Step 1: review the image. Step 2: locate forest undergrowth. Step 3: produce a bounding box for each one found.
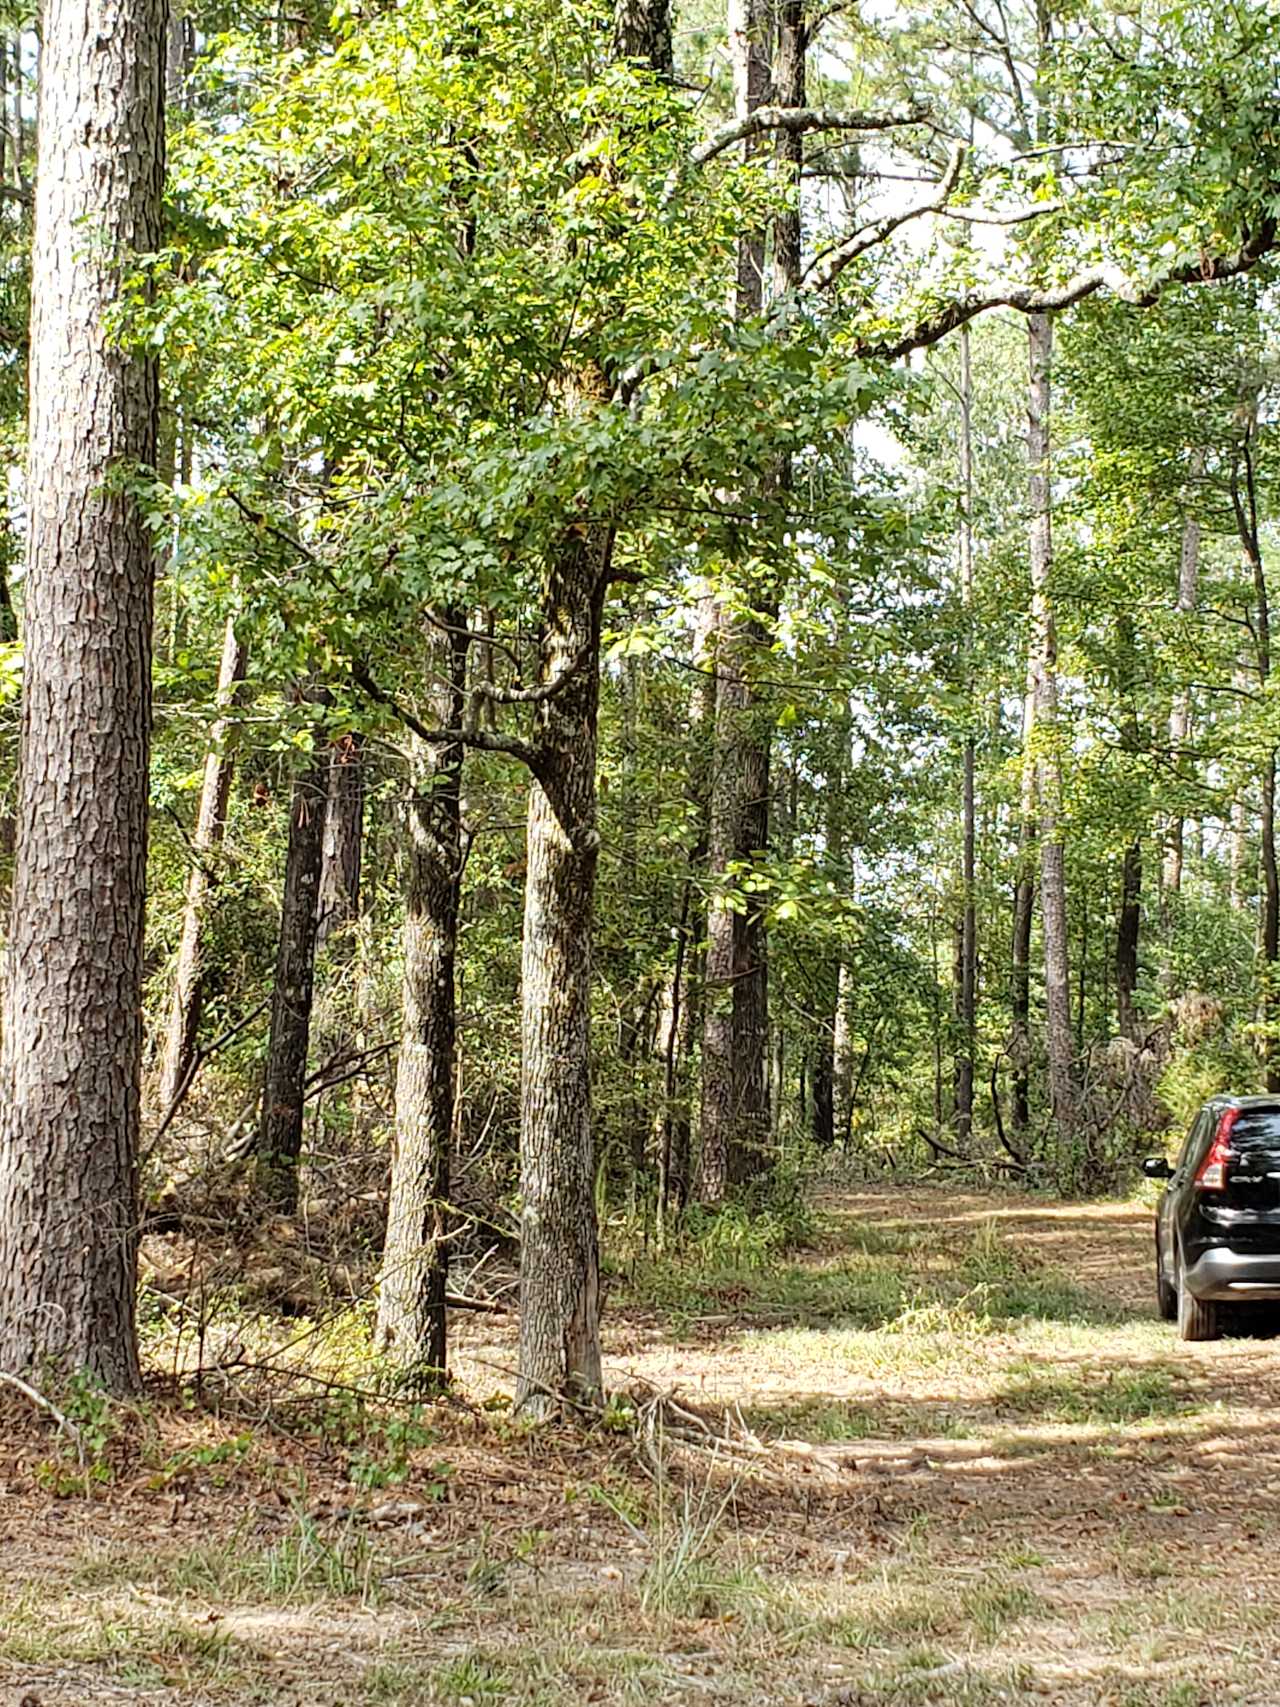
[3,1182,1279,1707]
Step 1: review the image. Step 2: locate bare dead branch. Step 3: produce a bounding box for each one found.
[348,660,540,770]
[802,141,966,292]
[688,101,929,171]
[468,642,593,705]
[0,1370,84,1464]
[938,198,1063,227]
[859,219,1277,359]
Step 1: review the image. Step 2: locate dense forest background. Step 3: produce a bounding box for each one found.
[2,0,1280,1409]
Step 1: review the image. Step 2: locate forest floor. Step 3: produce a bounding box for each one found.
[4,1183,1280,1707]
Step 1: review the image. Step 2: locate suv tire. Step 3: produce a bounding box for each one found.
[1177,1246,1220,1341]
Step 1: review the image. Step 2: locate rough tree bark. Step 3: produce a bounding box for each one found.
[258,700,329,1209]
[512,0,673,1417]
[1026,310,1076,1138]
[1162,452,1204,905]
[697,0,773,1201]
[376,625,468,1381]
[832,961,856,1147]
[166,0,194,111]
[1232,426,1279,1090]
[1011,678,1036,1134]
[0,0,164,1391]
[954,323,977,1140]
[158,616,248,1111]
[316,731,364,952]
[516,526,611,1417]
[1116,842,1142,1040]
[660,596,716,1219]
[811,762,846,1152]
[612,0,672,72]
[616,655,649,1192]
[698,597,772,1196]
[810,1028,835,1149]
[1115,611,1143,1041]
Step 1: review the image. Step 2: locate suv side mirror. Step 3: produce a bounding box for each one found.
[1143,1157,1173,1180]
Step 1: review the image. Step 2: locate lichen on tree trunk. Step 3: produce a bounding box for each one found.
[376,624,468,1383]
[515,526,610,1418]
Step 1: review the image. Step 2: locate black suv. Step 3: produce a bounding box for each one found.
[1145,1096,1280,1340]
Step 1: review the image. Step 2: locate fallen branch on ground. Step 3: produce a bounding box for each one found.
[0,1369,85,1466]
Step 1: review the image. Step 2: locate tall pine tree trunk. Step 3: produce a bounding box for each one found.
[812,765,845,1151]
[0,0,164,1391]
[158,616,248,1110]
[1116,612,1143,1041]
[832,962,856,1147]
[664,598,715,1214]
[376,626,468,1381]
[1233,431,1279,1090]
[1116,842,1142,1040]
[1163,454,1204,905]
[258,701,329,1209]
[697,0,772,1200]
[1027,311,1075,1139]
[1232,785,1250,909]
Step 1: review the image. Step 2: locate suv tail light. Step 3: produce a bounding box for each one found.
[1195,1108,1241,1191]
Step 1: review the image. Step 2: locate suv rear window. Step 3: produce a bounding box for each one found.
[1232,1110,1280,1154]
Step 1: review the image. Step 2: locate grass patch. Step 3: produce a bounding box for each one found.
[832,1644,1033,1705]
[996,1362,1191,1425]
[434,1655,512,1702]
[960,1576,1041,1639]
[623,1217,1127,1339]
[830,1583,956,1649]
[826,1567,1040,1654]
[0,1590,246,1690]
[743,1397,886,1441]
[74,1503,386,1606]
[743,1395,976,1442]
[1110,1540,1174,1583]
[362,1658,438,1702]
[591,1459,784,1632]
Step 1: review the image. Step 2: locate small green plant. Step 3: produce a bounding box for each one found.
[149,1431,254,1490]
[511,1527,551,1566]
[258,1505,379,1602]
[434,1655,510,1702]
[674,1172,817,1270]
[346,1409,443,1490]
[599,1395,638,1433]
[35,1369,124,1495]
[465,1526,507,1596]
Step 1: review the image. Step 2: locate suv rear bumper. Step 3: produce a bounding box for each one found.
[1184,1248,1280,1301]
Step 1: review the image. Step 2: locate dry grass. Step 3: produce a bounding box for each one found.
[4,1184,1280,1704]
